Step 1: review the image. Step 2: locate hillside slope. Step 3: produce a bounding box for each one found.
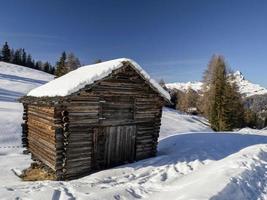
[0,62,54,149]
[0,61,53,102]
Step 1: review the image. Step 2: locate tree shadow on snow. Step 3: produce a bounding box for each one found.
[0,73,47,85]
[0,88,24,102]
[118,132,267,169]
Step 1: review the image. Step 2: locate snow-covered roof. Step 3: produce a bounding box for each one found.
[27,58,171,101]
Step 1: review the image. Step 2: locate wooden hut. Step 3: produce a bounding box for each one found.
[20,58,170,180]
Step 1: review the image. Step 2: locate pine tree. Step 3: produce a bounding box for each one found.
[43,62,54,74]
[264,117,267,128]
[94,59,102,64]
[55,52,67,77]
[0,41,54,74]
[13,49,21,65]
[49,66,55,75]
[244,109,257,128]
[43,62,50,73]
[209,59,227,131]
[26,54,34,68]
[178,88,199,113]
[65,52,81,72]
[1,42,11,62]
[201,55,245,131]
[224,81,245,129]
[21,49,27,66]
[32,59,36,69]
[35,61,43,70]
[10,49,15,63]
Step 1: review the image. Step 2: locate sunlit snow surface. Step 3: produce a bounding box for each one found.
[1,62,267,200]
[27,58,170,101]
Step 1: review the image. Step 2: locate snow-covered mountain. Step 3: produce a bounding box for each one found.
[166,81,203,93]
[232,71,267,97]
[166,71,267,97]
[1,62,267,199]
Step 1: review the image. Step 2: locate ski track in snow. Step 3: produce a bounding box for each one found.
[1,62,267,199]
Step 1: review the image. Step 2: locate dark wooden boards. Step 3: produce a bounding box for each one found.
[21,63,165,180]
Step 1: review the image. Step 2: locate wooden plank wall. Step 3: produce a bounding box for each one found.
[60,97,100,180]
[26,105,58,170]
[135,98,162,160]
[21,104,28,148]
[103,125,136,167]
[74,65,163,163]
[24,64,164,180]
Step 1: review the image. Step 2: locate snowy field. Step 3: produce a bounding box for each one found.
[1,62,267,200]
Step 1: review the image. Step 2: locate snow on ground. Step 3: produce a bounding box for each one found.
[1,63,267,200]
[238,127,267,135]
[160,107,212,139]
[2,123,267,200]
[0,62,53,154]
[0,61,53,101]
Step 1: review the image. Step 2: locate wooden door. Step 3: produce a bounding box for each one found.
[93,125,136,168]
[104,125,136,167]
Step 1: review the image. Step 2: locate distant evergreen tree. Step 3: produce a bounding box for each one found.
[244,109,257,128]
[264,117,267,128]
[34,61,39,70]
[55,52,67,77]
[26,54,34,68]
[165,89,179,109]
[0,41,56,76]
[32,59,36,69]
[49,66,55,75]
[178,88,199,113]
[1,42,11,62]
[35,60,43,70]
[66,52,81,71]
[202,55,245,131]
[13,49,21,65]
[10,49,15,63]
[21,49,27,66]
[222,81,245,130]
[43,62,50,73]
[94,59,102,64]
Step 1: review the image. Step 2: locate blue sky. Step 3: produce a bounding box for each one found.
[0,0,267,87]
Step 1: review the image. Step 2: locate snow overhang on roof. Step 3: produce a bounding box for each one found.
[27,58,171,101]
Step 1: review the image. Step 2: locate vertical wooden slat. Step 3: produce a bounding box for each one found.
[101,125,136,167]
